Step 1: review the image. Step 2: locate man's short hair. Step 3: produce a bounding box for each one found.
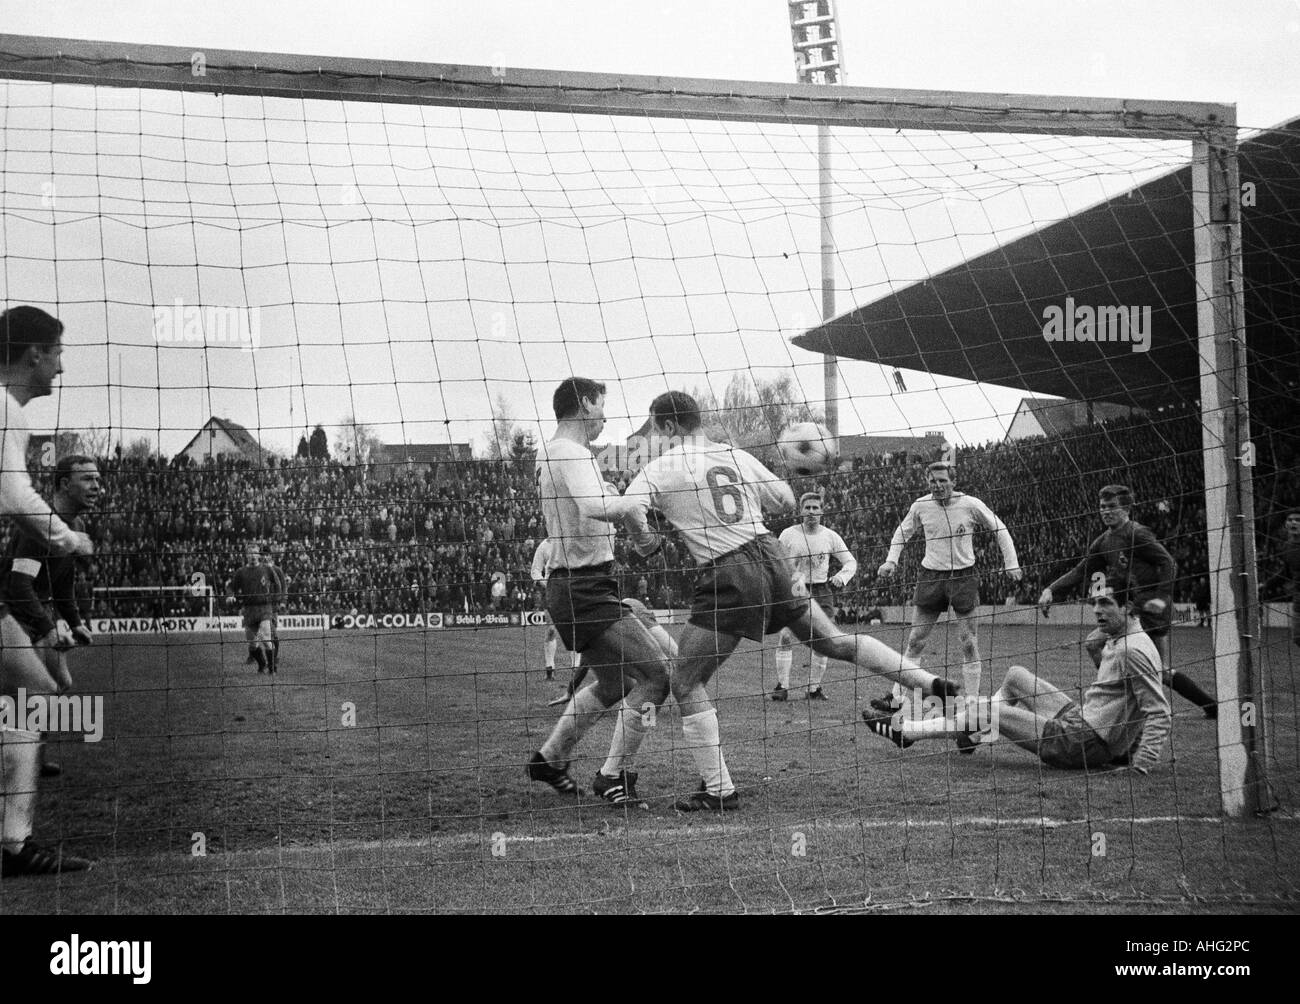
[53,453,97,491]
[926,461,953,476]
[0,306,63,367]
[552,377,606,420]
[649,390,702,432]
[1286,509,1300,521]
[799,491,823,508]
[1099,484,1134,508]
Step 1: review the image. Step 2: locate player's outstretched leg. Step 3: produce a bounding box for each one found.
[772,628,794,701]
[671,625,742,811]
[793,604,955,698]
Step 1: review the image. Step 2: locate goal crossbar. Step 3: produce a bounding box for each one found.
[0,33,1233,138]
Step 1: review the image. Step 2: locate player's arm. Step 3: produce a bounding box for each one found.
[828,529,858,588]
[1123,647,1173,774]
[529,540,550,584]
[1131,525,1176,595]
[879,502,920,576]
[7,557,57,640]
[1039,540,1104,611]
[620,468,661,558]
[0,431,88,555]
[46,547,84,630]
[565,454,642,525]
[973,499,1022,581]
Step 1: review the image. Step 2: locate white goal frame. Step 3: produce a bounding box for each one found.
[0,33,1264,816]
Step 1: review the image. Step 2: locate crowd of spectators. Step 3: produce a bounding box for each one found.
[3,400,1293,622]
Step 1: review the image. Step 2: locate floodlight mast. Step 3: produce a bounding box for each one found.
[789,0,843,437]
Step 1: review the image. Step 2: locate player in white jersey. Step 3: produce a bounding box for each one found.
[773,492,858,701]
[526,378,672,808]
[877,461,1021,704]
[623,391,957,812]
[0,306,95,876]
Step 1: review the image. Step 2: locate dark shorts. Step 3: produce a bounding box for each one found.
[1292,599,1300,644]
[808,582,835,614]
[546,563,624,653]
[1038,702,1114,770]
[913,567,980,615]
[1136,592,1173,639]
[689,536,803,643]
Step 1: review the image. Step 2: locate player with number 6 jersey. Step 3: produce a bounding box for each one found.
[623,391,955,812]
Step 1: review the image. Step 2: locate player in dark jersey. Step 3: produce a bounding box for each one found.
[263,547,287,669]
[227,544,278,674]
[1261,509,1300,648]
[1038,484,1217,718]
[0,454,100,777]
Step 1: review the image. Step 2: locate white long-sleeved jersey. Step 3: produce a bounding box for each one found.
[534,436,640,569]
[623,440,792,564]
[2,389,79,553]
[885,492,1019,573]
[778,523,856,586]
[530,538,558,583]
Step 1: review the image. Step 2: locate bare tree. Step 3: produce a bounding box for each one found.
[123,436,158,460]
[486,392,533,461]
[693,373,824,452]
[333,414,385,466]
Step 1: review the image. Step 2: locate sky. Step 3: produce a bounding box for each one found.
[0,0,1296,457]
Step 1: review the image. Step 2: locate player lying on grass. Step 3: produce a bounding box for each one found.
[526,378,672,808]
[1,454,100,779]
[622,390,958,812]
[0,306,96,877]
[1038,484,1216,718]
[863,579,1172,773]
[773,492,857,701]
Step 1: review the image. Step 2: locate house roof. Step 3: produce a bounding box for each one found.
[176,416,270,462]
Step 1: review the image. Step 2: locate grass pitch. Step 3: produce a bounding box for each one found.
[3,619,1297,914]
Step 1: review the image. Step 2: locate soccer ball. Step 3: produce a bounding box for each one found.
[777,422,839,476]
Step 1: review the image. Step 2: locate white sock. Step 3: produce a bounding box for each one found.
[544,638,557,669]
[572,652,582,669]
[601,700,651,776]
[961,661,982,699]
[680,708,734,797]
[809,652,829,689]
[539,686,610,764]
[775,648,792,689]
[0,728,40,852]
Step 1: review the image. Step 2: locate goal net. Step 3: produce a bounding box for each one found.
[0,35,1295,914]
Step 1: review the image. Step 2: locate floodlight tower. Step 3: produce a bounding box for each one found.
[788,0,843,436]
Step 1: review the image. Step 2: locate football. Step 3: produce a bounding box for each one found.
[777,422,839,476]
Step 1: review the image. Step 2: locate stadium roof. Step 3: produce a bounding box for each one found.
[792,118,1300,408]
